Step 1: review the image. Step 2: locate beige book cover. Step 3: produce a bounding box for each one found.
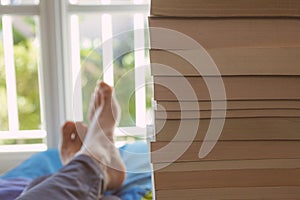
[151,0,300,17]
[155,109,300,119]
[156,100,300,111]
[155,117,300,141]
[150,141,300,163]
[154,159,300,172]
[154,168,300,190]
[149,18,300,50]
[150,48,300,76]
[155,187,300,200]
[154,76,300,101]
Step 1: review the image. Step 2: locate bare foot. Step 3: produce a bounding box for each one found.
[59,121,88,165]
[88,82,120,136]
[79,81,126,190]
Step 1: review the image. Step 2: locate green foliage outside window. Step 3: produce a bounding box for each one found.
[0,16,152,145]
[0,18,41,132]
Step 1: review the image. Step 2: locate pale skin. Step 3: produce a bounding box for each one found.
[59,81,126,191]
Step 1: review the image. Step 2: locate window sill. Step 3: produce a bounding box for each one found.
[0,151,39,176]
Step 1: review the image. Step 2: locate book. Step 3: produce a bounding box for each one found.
[151,0,300,17]
[155,186,300,200]
[155,100,300,111]
[154,117,300,141]
[150,3,300,198]
[149,18,300,50]
[154,76,300,101]
[154,159,300,172]
[150,141,300,163]
[150,48,300,76]
[155,109,300,119]
[154,168,300,190]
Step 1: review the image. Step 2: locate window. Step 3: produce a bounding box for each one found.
[0,0,45,152]
[0,0,151,152]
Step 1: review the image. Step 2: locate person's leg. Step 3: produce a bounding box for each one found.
[80,81,126,190]
[17,154,105,200]
[17,81,125,200]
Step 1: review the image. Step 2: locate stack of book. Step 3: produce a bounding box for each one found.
[149,0,300,199]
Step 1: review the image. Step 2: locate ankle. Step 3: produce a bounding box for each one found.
[77,149,110,189]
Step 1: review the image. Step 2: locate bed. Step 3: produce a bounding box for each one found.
[0,141,152,200]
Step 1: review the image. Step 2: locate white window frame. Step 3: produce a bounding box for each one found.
[0,0,61,172]
[0,2,51,153]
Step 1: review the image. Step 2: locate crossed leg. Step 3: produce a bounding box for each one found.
[60,81,126,190]
[17,81,126,200]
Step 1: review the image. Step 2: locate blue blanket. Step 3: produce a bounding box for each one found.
[0,141,152,200]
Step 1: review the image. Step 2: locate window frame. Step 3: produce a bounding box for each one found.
[0,2,50,150]
[0,0,151,156]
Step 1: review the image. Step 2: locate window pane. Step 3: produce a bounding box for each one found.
[71,12,151,127]
[71,14,102,123]
[112,14,136,127]
[0,0,39,5]
[0,15,42,131]
[13,16,41,130]
[0,17,9,131]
